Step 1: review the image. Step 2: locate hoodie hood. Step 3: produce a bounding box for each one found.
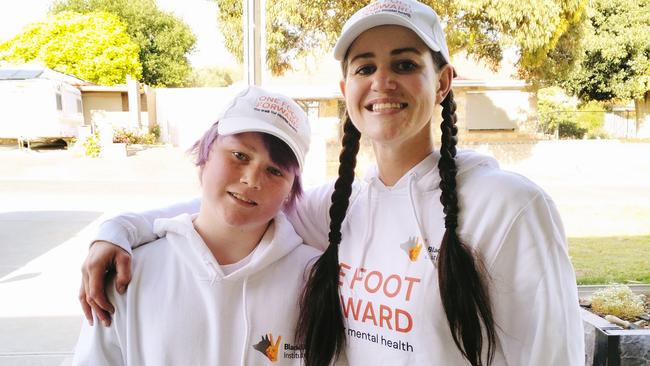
[153,212,303,282]
[363,149,499,191]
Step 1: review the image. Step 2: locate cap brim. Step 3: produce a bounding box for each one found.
[333,13,442,61]
[218,117,304,169]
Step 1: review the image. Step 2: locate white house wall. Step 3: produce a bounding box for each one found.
[464,90,534,131]
[154,87,238,148]
[82,93,124,123]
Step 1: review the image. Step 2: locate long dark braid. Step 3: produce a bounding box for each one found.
[296,115,361,366]
[438,90,496,366]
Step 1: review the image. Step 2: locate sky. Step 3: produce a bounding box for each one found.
[0,0,236,67]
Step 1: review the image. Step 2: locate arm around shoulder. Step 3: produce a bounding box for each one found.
[93,197,201,253]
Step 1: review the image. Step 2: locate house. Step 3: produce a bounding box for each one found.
[78,77,153,133]
[0,67,87,147]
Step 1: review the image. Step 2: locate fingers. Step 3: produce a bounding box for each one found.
[113,251,132,294]
[79,241,133,327]
[78,282,93,326]
[88,298,113,327]
[81,258,113,327]
[87,263,115,315]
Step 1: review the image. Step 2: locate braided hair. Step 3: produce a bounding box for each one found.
[438,88,496,366]
[296,51,496,366]
[296,115,360,366]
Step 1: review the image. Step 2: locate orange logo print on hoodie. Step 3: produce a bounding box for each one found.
[399,236,422,262]
[253,333,282,362]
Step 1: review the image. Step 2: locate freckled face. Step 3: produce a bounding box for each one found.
[199,132,295,231]
[341,25,440,149]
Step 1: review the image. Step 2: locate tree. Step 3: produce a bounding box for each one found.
[564,0,650,102]
[0,11,141,85]
[51,0,197,87]
[214,0,587,78]
[186,66,242,87]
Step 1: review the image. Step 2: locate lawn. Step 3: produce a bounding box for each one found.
[568,235,650,285]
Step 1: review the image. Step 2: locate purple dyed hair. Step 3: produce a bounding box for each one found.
[190,122,303,211]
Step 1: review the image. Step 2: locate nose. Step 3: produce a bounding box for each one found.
[240,166,262,189]
[371,67,396,91]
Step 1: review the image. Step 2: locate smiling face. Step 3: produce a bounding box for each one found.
[199,132,295,231]
[340,25,448,150]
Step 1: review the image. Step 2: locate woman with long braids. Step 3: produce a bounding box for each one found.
[77,1,584,365]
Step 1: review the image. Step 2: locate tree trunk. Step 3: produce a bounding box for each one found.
[634,91,650,138]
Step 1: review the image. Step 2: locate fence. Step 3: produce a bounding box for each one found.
[536,109,637,139]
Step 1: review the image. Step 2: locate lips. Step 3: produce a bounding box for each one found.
[228,191,257,205]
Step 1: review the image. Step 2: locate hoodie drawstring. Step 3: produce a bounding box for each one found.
[239,277,249,366]
[360,177,376,246]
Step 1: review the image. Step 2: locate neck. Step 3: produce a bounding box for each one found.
[372,130,434,186]
[193,210,269,265]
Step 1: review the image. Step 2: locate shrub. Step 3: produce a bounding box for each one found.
[82,131,101,157]
[537,88,607,139]
[113,126,159,145]
[558,121,588,139]
[590,285,645,319]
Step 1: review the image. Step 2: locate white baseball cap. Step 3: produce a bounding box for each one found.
[217,86,311,169]
[333,0,451,65]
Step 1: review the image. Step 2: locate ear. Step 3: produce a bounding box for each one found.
[435,65,454,104]
[339,79,346,97]
[197,166,204,185]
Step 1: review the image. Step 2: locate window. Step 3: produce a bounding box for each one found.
[465,91,520,131]
[56,93,63,111]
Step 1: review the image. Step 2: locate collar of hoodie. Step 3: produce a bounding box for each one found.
[153,212,301,283]
[357,150,499,258]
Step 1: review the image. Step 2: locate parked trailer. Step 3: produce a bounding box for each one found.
[0,69,85,147]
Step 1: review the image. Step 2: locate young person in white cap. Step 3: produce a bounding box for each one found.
[72,86,319,365]
[78,1,584,365]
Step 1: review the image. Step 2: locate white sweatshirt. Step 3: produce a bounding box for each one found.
[93,150,584,366]
[74,212,320,366]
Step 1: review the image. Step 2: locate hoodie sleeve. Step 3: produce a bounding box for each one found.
[92,198,201,254]
[286,182,335,251]
[488,192,584,366]
[71,315,124,366]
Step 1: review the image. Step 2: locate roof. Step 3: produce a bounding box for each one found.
[79,85,130,93]
[0,69,44,80]
[0,66,90,86]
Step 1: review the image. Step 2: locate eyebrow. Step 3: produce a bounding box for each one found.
[224,136,258,152]
[349,47,423,64]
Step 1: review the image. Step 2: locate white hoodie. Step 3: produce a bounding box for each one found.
[74,212,320,366]
[93,150,584,366]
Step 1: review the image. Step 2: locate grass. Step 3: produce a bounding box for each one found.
[568,235,650,285]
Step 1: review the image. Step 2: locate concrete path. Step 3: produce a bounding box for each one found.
[0,145,199,366]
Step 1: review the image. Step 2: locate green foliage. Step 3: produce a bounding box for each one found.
[82,131,101,157]
[537,87,585,139]
[537,87,612,139]
[51,0,197,87]
[113,127,159,145]
[186,66,242,87]
[565,0,650,101]
[214,0,586,78]
[0,11,141,85]
[590,285,645,319]
[576,100,607,134]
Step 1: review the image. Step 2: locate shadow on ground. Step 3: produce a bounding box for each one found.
[0,211,101,278]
